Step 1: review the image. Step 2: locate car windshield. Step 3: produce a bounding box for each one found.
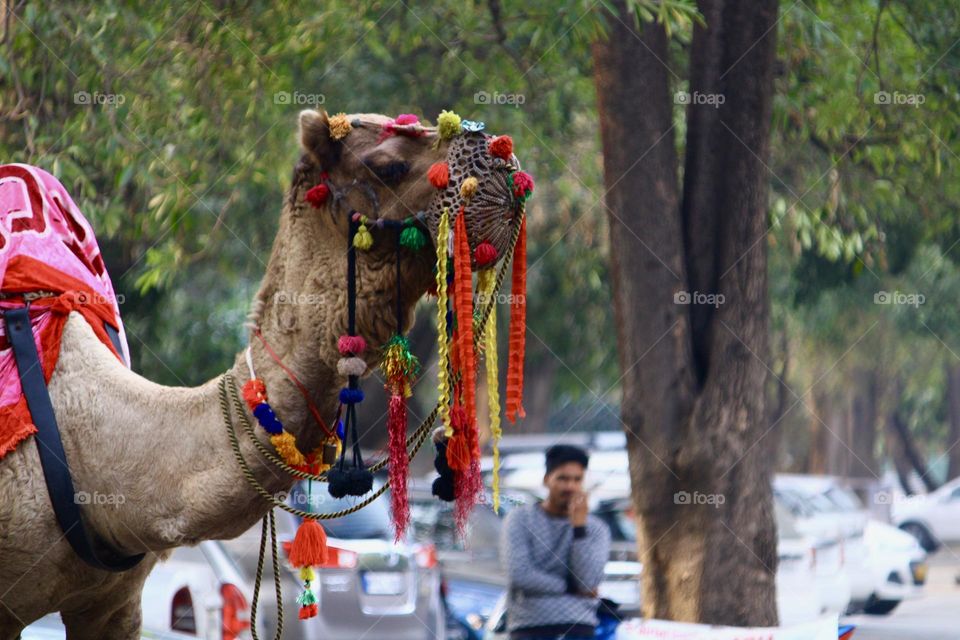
[294,480,392,540]
[824,487,863,511]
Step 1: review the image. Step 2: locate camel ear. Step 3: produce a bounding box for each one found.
[299,109,339,167]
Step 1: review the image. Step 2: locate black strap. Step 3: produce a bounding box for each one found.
[3,306,144,572]
[102,321,127,367]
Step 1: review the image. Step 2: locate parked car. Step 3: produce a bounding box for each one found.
[892,475,960,551]
[594,497,821,625]
[21,613,197,639]
[860,519,927,614]
[216,479,444,640]
[142,542,255,639]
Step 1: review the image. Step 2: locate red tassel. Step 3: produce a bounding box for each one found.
[446,433,470,471]
[505,217,527,423]
[305,183,330,208]
[453,211,476,432]
[427,162,449,189]
[299,603,319,619]
[241,379,267,412]
[288,519,328,567]
[387,394,410,541]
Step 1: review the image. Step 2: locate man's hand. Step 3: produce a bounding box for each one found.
[569,491,588,527]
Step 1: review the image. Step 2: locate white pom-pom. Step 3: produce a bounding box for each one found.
[337,356,367,377]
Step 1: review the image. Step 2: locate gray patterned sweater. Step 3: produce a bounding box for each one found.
[500,502,611,635]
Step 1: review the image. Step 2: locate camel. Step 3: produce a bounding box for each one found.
[0,110,448,638]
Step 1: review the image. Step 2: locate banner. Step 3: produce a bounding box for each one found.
[616,615,840,640]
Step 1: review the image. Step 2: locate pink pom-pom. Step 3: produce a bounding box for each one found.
[338,334,367,356]
[511,171,534,198]
[395,114,420,125]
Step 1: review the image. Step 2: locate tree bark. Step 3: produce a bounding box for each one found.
[945,363,960,481]
[592,0,779,625]
[848,368,879,478]
[887,378,939,492]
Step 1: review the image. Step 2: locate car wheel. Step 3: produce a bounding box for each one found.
[863,598,901,615]
[900,521,940,552]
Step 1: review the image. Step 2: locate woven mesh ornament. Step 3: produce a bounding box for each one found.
[425,131,523,268]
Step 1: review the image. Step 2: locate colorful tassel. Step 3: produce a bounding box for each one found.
[474,240,497,267]
[338,334,367,356]
[452,210,477,434]
[289,518,328,567]
[437,110,462,140]
[488,135,514,159]
[271,432,306,466]
[337,356,367,377]
[400,224,428,250]
[305,183,330,208]
[505,217,527,423]
[428,162,449,189]
[242,379,267,411]
[353,221,373,250]
[328,112,353,140]
[435,208,453,436]
[460,176,479,200]
[510,171,535,200]
[387,394,410,541]
[478,269,503,512]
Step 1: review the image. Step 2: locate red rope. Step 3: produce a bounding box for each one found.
[254,329,334,439]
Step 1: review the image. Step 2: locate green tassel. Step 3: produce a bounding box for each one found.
[297,586,318,606]
[400,225,428,250]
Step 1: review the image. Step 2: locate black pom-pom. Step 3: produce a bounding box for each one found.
[434,441,452,475]
[432,476,456,502]
[327,468,350,498]
[345,467,374,496]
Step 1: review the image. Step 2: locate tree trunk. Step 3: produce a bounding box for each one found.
[848,368,879,478]
[592,0,779,625]
[889,408,939,493]
[945,363,960,481]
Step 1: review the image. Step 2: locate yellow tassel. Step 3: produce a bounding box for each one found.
[460,176,479,200]
[300,566,316,581]
[478,269,502,512]
[328,112,353,140]
[354,222,373,250]
[436,207,453,436]
[271,432,306,466]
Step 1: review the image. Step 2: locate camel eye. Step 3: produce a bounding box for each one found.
[366,160,410,185]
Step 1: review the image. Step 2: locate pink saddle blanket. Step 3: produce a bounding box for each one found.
[0,163,129,458]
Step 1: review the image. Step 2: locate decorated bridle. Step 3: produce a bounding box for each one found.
[218,109,533,631]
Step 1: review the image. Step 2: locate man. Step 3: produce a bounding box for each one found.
[501,444,612,639]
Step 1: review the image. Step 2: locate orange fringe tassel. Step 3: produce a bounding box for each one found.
[505,217,527,423]
[452,211,477,434]
[288,519,328,567]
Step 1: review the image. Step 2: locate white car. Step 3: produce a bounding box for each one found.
[860,519,927,614]
[892,475,960,551]
[773,485,853,616]
[142,541,256,639]
[774,502,822,626]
